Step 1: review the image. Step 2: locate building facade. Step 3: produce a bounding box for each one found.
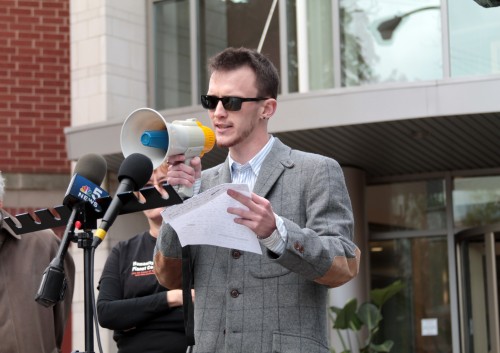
[65,1,500,352]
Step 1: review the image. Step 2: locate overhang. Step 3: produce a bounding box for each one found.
[65,76,500,181]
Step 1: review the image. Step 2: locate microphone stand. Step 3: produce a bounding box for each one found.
[6,184,184,353]
[72,201,99,353]
[34,201,97,353]
[77,228,96,353]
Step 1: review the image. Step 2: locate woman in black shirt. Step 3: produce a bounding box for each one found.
[97,164,187,353]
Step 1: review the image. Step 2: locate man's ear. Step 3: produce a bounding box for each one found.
[262,98,277,119]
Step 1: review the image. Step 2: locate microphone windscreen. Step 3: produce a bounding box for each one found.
[117,153,153,191]
[74,153,108,186]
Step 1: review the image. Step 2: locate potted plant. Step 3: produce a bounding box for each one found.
[329,280,404,353]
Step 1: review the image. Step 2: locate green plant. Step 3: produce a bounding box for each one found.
[329,280,404,353]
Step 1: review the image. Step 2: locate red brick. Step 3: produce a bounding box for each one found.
[43,2,65,10]
[11,150,34,158]
[42,95,65,103]
[34,72,58,80]
[10,39,33,48]
[0,62,16,70]
[11,55,35,63]
[18,79,40,86]
[0,30,16,39]
[10,103,34,110]
[20,110,42,118]
[18,48,41,56]
[9,24,34,31]
[15,118,36,126]
[34,9,57,17]
[34,88,58,95]
[43,17,65,25]
[43,33,65,41]
[18,1,41,8]
[34,25,56,32]
[19,32,41,40]
[11,71,34,79]
[0,93,17,101]
[0,141,16,149]
[42,64,63,72]
[9,8,32,16]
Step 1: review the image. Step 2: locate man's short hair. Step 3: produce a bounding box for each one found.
[208,47,280,99]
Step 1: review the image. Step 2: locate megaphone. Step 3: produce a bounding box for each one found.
[121,107,215,198]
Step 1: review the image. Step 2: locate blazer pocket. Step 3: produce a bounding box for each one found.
[249,260,291,279]
[272,332,330,353]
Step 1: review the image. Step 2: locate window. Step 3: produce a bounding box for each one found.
[339,0,442,86]
[197,0,281,97]
[153,0,191,110]
[453,175,500,228]
[367,180,447,233]
[370,237,452,353]
[448,2,500,77]
[367,179,452,352]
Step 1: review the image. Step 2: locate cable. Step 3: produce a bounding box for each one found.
[91,245,104,353]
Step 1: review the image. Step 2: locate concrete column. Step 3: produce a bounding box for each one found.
[328,166,369,351]
[69,1,148,351]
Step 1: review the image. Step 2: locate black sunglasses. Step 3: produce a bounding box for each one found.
[201,95,269,111]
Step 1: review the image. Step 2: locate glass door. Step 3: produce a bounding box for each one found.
[456,224,500,353]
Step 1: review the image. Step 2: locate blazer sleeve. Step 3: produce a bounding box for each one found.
[270,156,361,288]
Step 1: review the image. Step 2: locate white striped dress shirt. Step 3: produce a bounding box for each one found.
[228,136,287,255]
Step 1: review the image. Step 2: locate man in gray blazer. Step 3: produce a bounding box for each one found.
[154,47,361,353]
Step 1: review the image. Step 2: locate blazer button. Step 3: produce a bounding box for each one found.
[294,241,305,254]
[230,289,240,298]
[231,250,241,259]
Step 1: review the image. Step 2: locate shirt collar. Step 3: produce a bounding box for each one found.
[228,135,275,176]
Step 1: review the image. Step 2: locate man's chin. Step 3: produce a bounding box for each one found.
[216,139,233,149]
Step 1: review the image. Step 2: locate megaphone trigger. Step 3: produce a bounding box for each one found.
[121,107,216,199]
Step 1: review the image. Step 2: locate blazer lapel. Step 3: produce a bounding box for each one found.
[253,138,294,198]
[202,138,294,197]
[201,159,232,191]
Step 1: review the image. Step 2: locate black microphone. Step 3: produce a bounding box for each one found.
[36,153,108,307]
[92,153,153,248]
[63,153,109,212]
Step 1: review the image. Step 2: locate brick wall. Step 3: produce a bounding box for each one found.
[0,3,72,349]
[0,0,71,174]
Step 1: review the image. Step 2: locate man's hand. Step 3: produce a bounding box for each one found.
[166,155,202,188]
[226,189,276,239]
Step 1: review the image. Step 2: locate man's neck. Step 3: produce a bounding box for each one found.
[229,134,270,164]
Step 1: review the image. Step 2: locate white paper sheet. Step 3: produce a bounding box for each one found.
[161,183,262,254]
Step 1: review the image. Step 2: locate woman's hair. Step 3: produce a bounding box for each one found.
[208,47,280,99]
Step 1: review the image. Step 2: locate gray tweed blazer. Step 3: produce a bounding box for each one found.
[154,138,360,353]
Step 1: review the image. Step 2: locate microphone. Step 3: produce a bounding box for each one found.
[63,153,109,212]
[92,153,153,248]
[35,153,108,307]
